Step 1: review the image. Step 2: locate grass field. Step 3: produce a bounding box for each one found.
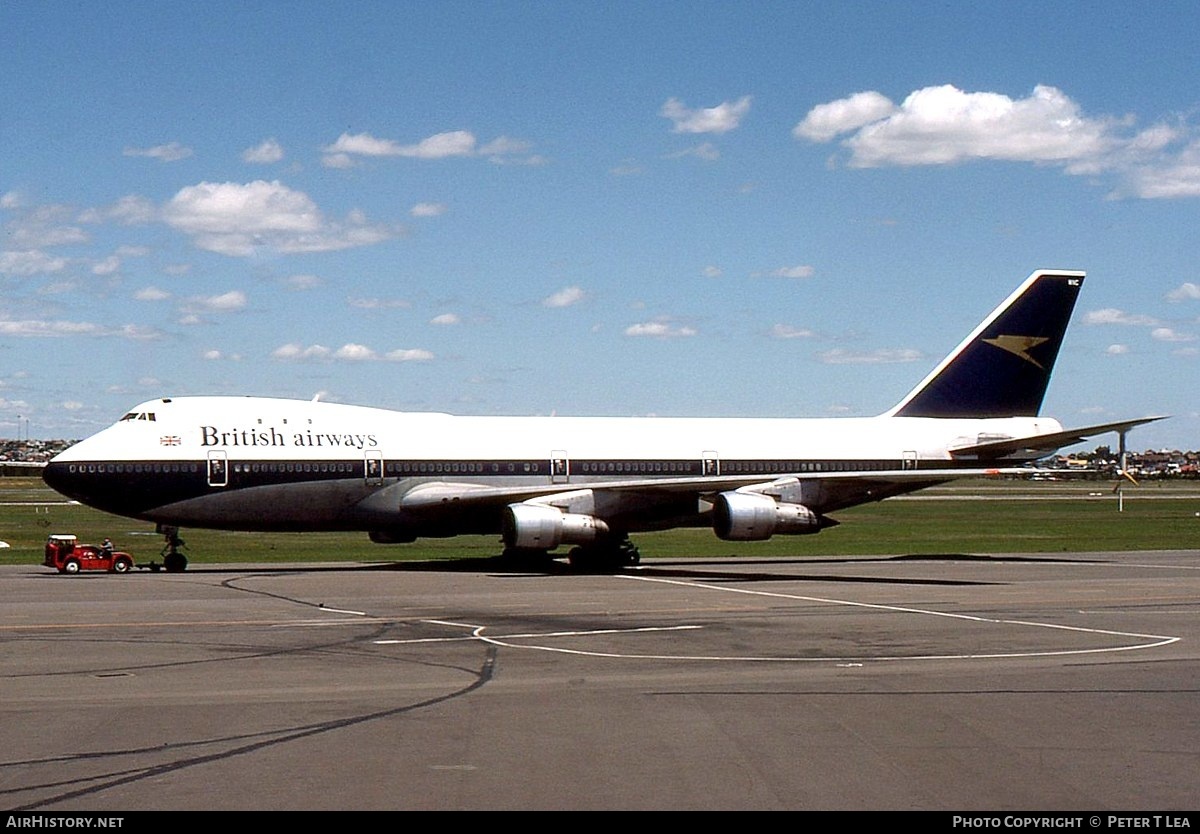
[2,476,1197,568]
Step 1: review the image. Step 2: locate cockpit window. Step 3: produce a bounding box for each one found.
[120,412,157,422]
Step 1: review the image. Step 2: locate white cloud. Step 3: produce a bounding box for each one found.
[400,130,475,158]
[334,343,377,361]
[272,342,433,363]
[542,286,586,308]
[769,324,816,339]
[479,136,531,156]
[487,152,548,167]
[90,245,146,276]
[771,265,815,279]
[272,343,332,361]
[134,286,171,301]
[430,313,460,325]
[624,319,697,338]
[242,138,285,164]
[349,296,410,309]
[817,348,922,364]
[39,280,77,295]
[1106,344,1130,355]
[0,202,93,252]
[660,96,751,134]
[202,349,242,361]
[164,180,316,238]
[323,130,538,166]
[91,255,121,275]
[1120,138,1200,199]
[703,266,722,278]
[283,273,321,291]
[0,250,68,276]
[410,202,447,217]
[666,142,720,161]
[1084,308,1160,326]
[0,318,160,339]
[793,91,897,142]
[78,195,157,225]
[182,290,247,313]
[162,180,395,256]
[834,85,1112,167]
[5,207,88,248]
[325,130,477,159]
[1151,327,1195,342]
[1166,282,1200,302]
[385,348,434,362]
[123,142,193,162]
[108,195,157,224]
[795,84,1200,200]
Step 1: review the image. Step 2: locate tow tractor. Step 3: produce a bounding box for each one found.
[43,534,134,574]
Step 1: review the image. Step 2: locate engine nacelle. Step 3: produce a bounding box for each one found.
[712,491,824,541]
[503,503,609,551]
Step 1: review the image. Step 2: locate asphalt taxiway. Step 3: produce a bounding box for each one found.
[2,550,1198,811]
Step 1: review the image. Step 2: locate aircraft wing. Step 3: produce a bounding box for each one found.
[949,416,1168,459]
[389,465,1028,521]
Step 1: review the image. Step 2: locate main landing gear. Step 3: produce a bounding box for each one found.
[500,533,641,574]
[567,534,641,573]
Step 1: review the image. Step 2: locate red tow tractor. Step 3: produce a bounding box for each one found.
[44,534,134,574]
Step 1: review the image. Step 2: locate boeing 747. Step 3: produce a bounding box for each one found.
[42,269,1161,571]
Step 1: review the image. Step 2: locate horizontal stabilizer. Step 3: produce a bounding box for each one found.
[949,416,1168,458]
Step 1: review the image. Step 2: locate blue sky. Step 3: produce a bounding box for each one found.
[3,1,1199,450]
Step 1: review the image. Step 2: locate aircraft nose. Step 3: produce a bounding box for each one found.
[42,460,80,499]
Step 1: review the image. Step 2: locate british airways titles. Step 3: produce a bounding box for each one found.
[199,425,379,450]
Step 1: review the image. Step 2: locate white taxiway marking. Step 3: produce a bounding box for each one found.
[371,575,1179,663]
[374,623,702,646]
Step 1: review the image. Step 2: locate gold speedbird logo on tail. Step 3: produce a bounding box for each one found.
[982,335,1049,368]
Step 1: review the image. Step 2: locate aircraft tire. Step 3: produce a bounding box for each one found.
[163,552,188,573]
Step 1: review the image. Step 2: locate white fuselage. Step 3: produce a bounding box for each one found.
[54,396,1060,468]
[43,396,1061,540]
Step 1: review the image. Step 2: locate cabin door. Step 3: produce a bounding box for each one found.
[207,450,228,487]
[365,450,384,486]
[551,451,569,484]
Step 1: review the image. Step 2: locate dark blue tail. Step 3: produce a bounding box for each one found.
[887,270,1084,419]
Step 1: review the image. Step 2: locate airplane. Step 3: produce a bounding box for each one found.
[42,269,1162,572]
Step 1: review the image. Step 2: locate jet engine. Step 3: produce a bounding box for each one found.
[503,503,610,551]
[712,491,824,541]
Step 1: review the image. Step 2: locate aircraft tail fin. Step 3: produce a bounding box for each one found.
[886,270,1085,419]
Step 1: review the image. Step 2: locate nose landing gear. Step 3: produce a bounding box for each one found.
[150,525,189,572]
